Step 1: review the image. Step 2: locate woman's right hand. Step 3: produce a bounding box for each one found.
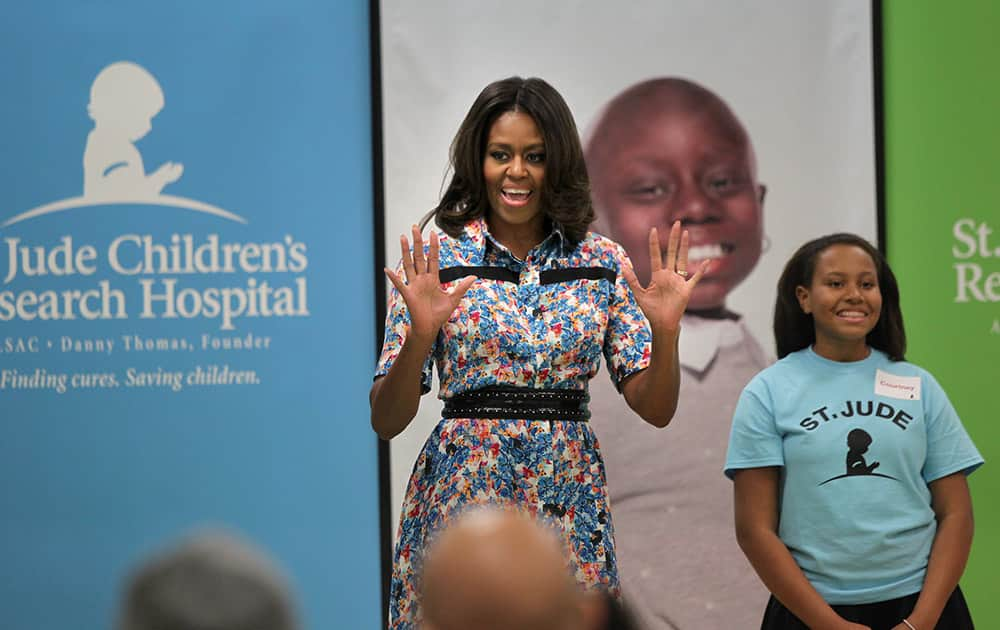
[384,225,477,342]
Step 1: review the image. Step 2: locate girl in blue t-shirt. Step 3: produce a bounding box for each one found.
[726,233,981,630]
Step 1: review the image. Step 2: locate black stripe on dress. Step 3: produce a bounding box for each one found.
[540,267,616,285]
[438,266,520,284]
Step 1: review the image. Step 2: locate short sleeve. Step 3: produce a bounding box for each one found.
[921,371,983,482]
[602,245,652,390]
[374,260,435,394]
[725,379,785,479]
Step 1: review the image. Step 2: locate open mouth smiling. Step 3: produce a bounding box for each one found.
[500,188,534,206]
[835,309,870,323]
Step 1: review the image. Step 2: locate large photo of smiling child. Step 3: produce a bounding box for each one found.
[378,2,878,629]
[585,77,772,629]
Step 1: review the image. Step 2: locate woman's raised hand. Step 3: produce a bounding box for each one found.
[622,221,710,335]
[384,225,477,342]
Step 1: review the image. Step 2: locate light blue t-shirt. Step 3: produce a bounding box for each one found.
[725,347,983,605]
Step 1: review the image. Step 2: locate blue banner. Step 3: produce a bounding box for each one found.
[0,2,379,629]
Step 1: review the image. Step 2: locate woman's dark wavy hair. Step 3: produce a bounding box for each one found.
[431,76,594,244]
[774,233,906,361]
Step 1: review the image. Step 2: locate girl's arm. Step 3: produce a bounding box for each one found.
[734,467,870,630]
[896,473,974,630]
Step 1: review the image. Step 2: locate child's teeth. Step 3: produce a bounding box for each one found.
[688,243,724,260]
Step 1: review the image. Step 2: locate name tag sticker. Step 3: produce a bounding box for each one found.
[875,369,921,401]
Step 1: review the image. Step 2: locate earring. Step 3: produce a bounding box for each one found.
[762,234,771,254]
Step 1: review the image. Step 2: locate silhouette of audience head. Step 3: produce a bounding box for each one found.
[420,506,631,630]
[117,529,298,630]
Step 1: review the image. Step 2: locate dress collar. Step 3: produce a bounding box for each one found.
[463,216,570,259]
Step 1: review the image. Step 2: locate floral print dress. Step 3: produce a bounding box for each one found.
[375,218,651,629]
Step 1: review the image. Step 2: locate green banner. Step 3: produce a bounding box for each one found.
[884,0,1000,622]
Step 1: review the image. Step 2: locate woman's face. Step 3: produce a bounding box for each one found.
[796,244,883,359]
[482,111,547,234]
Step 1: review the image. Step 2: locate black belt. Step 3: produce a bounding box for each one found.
[442,386,590,421]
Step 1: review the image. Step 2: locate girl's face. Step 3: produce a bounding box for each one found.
[796,244,882,360]
[482,111,547,235]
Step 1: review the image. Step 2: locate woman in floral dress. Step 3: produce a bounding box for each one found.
[371,76,708,629]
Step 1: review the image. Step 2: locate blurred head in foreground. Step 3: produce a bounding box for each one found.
[420,506,636,630]
[118,529,298,630]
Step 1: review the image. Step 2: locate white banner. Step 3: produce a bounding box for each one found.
[379,2,875,628]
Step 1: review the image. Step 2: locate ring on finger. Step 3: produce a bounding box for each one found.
[676,269,689,277]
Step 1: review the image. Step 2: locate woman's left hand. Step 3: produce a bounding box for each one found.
[622,220,709,335]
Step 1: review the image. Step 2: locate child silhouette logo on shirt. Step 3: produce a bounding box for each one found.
[4,61,245,226]
[846,428,880,475]
[819,427,897,485]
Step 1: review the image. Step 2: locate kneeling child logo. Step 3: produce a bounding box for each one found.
[4,61,245,227]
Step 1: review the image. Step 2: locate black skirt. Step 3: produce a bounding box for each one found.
[760,587,973,630]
